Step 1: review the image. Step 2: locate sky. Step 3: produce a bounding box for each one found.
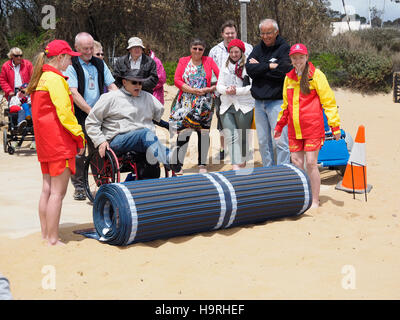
[328,0,400,22]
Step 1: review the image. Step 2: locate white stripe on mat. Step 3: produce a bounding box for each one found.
[283,164,310,214]
[212,172,238,228]
[117,184,139,245]
[203,173,226,230]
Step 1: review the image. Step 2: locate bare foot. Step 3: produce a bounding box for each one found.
[307,204,321,214]
[232,165,241,170]
[198,166,207,174]
[47,239,66,246]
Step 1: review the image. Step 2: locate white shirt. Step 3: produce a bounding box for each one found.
[13,62,22,89]
[209,40,253,95]
[216,61,254,115]
[129,54,142,70]
[209,40,253,69]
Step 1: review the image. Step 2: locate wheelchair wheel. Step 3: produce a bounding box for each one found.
[84,150,119,202]
[3,128,7,153]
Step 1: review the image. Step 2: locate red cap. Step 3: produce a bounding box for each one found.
[228,39,246,53]
[289,43,308,56]
[45,40,81,58]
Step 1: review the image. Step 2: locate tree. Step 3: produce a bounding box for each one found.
[370,6,383,27]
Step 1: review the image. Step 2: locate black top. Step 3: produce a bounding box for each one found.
[245,35,292,100]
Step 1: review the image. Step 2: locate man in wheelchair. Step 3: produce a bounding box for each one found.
[85,68,181,173]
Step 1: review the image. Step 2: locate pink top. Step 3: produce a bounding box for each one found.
[150,51,166,105]
[174,56,219,100]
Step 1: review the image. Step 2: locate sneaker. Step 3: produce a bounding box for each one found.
[218,149,225,160]
[167,146,182,173]
[30,141,36,150]
[166,162,182,174]
[17,120,27,134]
[73,189,86,201]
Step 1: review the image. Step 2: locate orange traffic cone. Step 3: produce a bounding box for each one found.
[335,125,372,194]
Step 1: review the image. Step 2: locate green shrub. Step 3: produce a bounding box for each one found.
[8,32,32,49]
[355,28,400,53]
[164,61,177,86]
[338,49,393,93]
[310,52,347,87]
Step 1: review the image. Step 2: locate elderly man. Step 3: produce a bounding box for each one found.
[209,20,253,161]
[245,18,292,167]
[113,36,158,93]
[64,32,118,200]
[0,47,33,100]
[85,69,181,173]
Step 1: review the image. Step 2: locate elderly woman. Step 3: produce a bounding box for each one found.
[113,36,158,93]
[169,38,219,174]
[0,47,33,100]
[93,41,104,60]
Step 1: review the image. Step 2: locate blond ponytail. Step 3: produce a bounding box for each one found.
[26,52,47,94]
[300,62,311,95]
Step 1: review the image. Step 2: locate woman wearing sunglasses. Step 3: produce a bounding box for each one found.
[94,41,104,60]
[0,47,33,101]
[169,38,219,174]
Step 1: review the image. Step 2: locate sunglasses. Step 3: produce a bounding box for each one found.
[192,47,204,51]
[14,54,23,57]
[95,53,104,56]
[130,80,143,85]
[20,90,26,94]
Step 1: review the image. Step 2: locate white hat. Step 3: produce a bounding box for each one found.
[126,37,144,50]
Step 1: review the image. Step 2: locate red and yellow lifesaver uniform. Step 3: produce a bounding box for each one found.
[31,64,85,165]
[276,62,340,140]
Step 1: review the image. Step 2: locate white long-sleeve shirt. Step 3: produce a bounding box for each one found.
[216,62,255,115]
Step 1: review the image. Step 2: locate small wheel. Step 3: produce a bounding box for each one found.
[84,150,119,202]
[7,145,15,155]
[3,128,7,153]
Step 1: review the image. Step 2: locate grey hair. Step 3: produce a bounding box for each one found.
[259,19,279,32]
[7,47,22,59]
[75,32,94,46]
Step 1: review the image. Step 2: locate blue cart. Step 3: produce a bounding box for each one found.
[317,112,353,176]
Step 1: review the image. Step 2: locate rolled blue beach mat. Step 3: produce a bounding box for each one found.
[92,164,312,246]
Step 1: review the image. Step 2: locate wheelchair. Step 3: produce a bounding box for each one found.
[83,136,175,203]
[2,94,35,155]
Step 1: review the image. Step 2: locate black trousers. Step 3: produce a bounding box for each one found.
[70,121,95,191]
[175,129,210,167]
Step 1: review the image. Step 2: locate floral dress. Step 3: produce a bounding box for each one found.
[170,60,214,131]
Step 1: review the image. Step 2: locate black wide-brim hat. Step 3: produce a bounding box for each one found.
[121,69,149,82]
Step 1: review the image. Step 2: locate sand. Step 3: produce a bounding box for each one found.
[0,85,399,300]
